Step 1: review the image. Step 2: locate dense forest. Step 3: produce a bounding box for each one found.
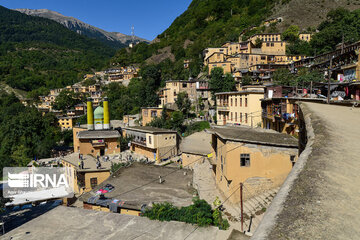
[0,6,115,94]
[0,92,63,171]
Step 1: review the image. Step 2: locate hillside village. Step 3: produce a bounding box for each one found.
[1,2,360,240]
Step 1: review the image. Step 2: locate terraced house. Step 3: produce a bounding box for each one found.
[216,86,264,127]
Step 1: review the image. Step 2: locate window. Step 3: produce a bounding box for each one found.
[240,98,242,107]
[235,98,237,107]
[240,154,250,167]
[245,98,248,107]
[221,156,224,172]
[231,112,233,121]
[143,110,148,117]
[90,177,98,189]
[149,136,152,144]
[240,113,242,122]
[245,113,248,123]
[235,112,237,122]
[231,98,233,106]
[151,110,157,117]
[290,155,296,167]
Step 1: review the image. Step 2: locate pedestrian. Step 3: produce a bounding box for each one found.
[78,161,81,169]
[81,160,84,169]
[79,153,81,160]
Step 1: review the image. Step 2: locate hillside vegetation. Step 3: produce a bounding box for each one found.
[112,0,277,79]
[0,92,62,171]
[0,6,115,94]
[111,0,360,80]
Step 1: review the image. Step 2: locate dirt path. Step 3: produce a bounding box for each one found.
[266,103,360,239]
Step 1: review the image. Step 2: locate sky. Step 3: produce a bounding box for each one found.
[1,0,193,40]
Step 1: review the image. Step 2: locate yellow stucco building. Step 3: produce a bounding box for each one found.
[125,126,179,163]
[210,126,298,203]
[159,80,197,106]
[141,107,174,126]
[216,86,265,127]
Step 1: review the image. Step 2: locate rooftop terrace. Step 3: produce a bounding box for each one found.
[80,163,195,208]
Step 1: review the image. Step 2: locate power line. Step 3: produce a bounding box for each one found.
[183,226,199,240]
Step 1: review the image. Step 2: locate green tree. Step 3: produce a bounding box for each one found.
[273,68,296,86]
[209,68,235,101]
[242,75,252,86]
[282,25,300,42]
[52,90,83,112]
[175,92,192,117]
[254,37,263,48]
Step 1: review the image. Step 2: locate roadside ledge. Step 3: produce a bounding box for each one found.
[250,102,315,239]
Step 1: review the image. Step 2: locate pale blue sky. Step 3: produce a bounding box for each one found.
[1,0,193,40]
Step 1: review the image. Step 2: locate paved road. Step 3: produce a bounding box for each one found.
[264,103,360,239]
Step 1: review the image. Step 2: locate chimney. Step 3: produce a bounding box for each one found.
[103,97,110,130]
[87,98,94,130]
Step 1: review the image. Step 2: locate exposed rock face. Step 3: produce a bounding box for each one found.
[15,8,149,48]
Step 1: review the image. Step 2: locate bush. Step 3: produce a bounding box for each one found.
[184,121,210,137]
[143,197,229,230]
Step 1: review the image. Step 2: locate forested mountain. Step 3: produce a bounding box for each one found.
[111,0,360,80]
[0,91,62,171]
[15,8,149,49]
[0,6,115,93]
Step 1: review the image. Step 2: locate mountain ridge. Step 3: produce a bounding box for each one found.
[15,8,149,49]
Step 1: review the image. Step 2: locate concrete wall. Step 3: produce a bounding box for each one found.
[83,171,110,192]
[132,144,156,160]
[215,137,298,204]
[78,138,120,156]
[142,108,162,126]
[73,127,87,153]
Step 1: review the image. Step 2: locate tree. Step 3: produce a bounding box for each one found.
[241,75,252,86]
[52,90,83,112]
[209,68,235,101]
[282,25,300,42]
[254,37,263,48]
[273,68,296,86]
[82,78,96,87]
[296,69,323,88]
[175,92,191,117]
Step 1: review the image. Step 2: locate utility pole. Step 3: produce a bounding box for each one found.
[240,183,244,232]
[327,56,333,104]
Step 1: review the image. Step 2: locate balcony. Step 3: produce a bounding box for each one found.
[217,105,230,111]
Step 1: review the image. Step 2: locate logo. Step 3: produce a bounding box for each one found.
[8,172,69,188]
[3,167,74,202]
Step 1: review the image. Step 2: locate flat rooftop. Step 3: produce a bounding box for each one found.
[80,163,195,208]
[209,126,298,148]
[77,130,120,139]
[125,126,178,134]
[215,89,264,95]
[180,131,212,156]
[253,103,360,239]
[3,206,224,240]
[61,153,121,172]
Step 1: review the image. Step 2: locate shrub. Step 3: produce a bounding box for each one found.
[143,197,229,230]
